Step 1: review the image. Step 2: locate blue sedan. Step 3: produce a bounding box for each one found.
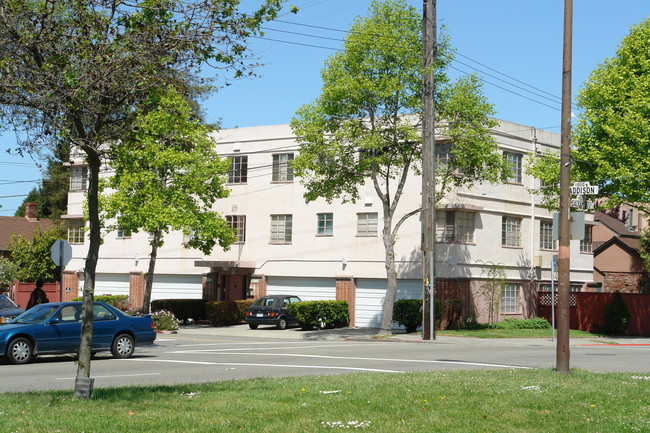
[0,301,156,364]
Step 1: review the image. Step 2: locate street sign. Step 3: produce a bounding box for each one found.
[51,239,72,267]
[569,182,599,195]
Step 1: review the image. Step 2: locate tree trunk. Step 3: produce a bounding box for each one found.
[74,149,101,399]
[379,210,398,334]
[142,229,161,314]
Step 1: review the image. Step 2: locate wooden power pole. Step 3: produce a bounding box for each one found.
[422,0,436,340]
[556,0,573,373]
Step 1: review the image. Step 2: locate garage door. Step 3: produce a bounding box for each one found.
[266,277,336,301]
[94,274,130,297]
[151,275,203,301]
[355,279,422,329]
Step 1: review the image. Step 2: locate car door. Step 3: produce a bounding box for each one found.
[36,305,82,354]
[90,303,118,350]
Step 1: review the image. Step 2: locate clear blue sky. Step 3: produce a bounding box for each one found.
[1,0,649,216]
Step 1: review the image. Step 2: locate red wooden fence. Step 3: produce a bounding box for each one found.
[12,282,61,309]
[538,292,650,336]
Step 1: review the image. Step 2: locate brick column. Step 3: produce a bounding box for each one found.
[62,270,79,302]
[250,274,266,299]
[336,276,355,327]
[129,272,145,310]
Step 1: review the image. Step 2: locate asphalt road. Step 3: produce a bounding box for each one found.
[2,326,649,393]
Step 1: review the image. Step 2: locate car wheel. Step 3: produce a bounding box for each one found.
[276,317,288,330]
[7,337,33,365]
[248,323,259,329]
[111,334,135,359]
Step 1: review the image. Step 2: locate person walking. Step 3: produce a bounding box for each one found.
[26,279,49,309]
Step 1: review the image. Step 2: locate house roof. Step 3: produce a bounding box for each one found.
[593,235,640,256]
[0,216,54,253]
[594,211,639,238]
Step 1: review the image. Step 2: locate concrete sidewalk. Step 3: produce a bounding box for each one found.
[172,324,650,346]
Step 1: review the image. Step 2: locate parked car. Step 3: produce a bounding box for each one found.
[245,295,302,330]
[0,294,24,324]
[0,301,156,364]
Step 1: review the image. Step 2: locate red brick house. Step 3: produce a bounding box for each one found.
[0,202,54,258]
[592,210,649,293]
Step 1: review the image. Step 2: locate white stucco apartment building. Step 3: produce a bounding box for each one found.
[61,119,595,328]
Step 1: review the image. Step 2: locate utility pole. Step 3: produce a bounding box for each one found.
[556,0,573,373]
[421,0,436,340]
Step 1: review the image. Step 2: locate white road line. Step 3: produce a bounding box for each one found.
[165,351,531,370]
[55,373,161,381]
[166,343,373,352]
[125,358,403,373]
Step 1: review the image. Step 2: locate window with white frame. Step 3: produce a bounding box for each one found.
[116,227,131,238]
[69,166,88,191]
[317,213,333,236]
[539,220,556,250]
[226,215,246,243]
[228,156,248,184]
[501,283,520,313]
[270,214,292,243]
[68,220,85,244]
[435,142,452,171]
[502,216,522,247]
[357,212,378,236]
[436,210,475,243]
[272,153,294,182]
[504,152,523,183]
[580,225,592,253]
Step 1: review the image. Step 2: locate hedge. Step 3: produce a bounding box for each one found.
[206,300,253,326]
[288,300,349,330]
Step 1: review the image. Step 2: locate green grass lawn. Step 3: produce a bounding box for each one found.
[2,369,649,432]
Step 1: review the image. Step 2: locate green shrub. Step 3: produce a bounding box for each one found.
[393,299,422,333]
[150,299,206,322]
[73,295,129,307]
[288,300,349,330]
[152,309,179,331]
[496,318,551,329]
[603,292,630,335]
[205,300,253,326]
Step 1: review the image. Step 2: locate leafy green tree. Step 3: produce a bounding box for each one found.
[0,257,19,291]
[0,0,283,396]
[573,18,650,213]
[8,225,66,283]
[290,0,508,333]
[101,87,235,314]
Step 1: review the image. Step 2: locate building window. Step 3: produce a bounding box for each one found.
[580,225,592,253]
[272,153,294,182]
[436,210,474,243]
[539,220,556,250]
[357,212,378,236]
[502,216,522,247]
[227,215,246,243]
[68,220,85,244]
[504,152,523,183]
[228,156,248,184]
[116,227,131,238]
[270,214,292,243]
[501,283,520,313]
[70,166,88,191]
[435,142,452,172]
[317,213,333,236]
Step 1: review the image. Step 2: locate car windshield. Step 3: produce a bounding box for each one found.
[0,295,18,309]
[13,305,58,324]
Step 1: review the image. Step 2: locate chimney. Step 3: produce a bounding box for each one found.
[25,202,38,222]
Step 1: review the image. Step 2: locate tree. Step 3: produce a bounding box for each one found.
[290,0,508,333]
[573,18,650,213]
[480,262,505,328]
[0,0,283,397]
[101,87,235,314]
[8,225,66,282]
[0,257,19,291]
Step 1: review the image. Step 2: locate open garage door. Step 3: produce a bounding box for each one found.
[355,279,422,329]
[266,277,336,301]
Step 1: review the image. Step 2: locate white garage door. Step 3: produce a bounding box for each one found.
[151,275,203,300]
[266,277,336,301]
[94,274,130,297]
[355,279,422,329]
